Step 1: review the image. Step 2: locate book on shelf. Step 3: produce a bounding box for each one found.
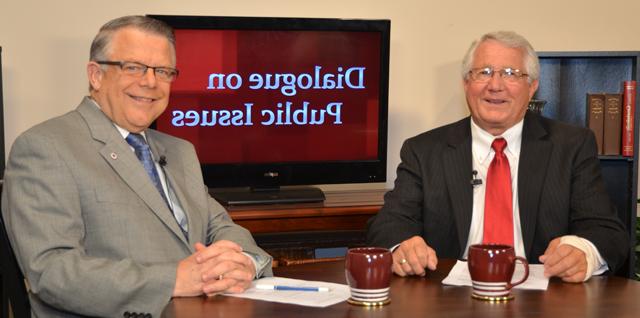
[622,80,636,157]
[586,93,605,155]
[603,93,622,155]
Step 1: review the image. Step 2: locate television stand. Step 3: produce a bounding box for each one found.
[210,186,325,206]
[222,189,386,266]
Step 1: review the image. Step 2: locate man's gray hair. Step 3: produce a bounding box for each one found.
[461,31,539,83]
[89,15,175,64]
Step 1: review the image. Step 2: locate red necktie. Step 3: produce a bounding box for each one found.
[482,138,514,246]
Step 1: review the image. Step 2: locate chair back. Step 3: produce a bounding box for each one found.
[0,202,31,317]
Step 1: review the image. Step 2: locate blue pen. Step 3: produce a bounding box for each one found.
[256,284,330,292]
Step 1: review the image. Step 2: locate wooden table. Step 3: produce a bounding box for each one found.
[162,259,640,317]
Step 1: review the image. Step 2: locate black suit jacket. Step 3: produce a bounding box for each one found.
[367,113,628,272]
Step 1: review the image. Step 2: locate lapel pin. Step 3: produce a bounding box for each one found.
[110,152,118,160]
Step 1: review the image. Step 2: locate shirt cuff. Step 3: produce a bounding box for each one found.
[558,235,608,281]
[242,252,269,279]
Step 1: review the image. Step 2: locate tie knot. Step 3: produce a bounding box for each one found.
[491,138,507,154]
[126,133,149,151]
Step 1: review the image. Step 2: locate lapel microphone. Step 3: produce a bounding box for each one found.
[470,170,483,187]
[159,156,167,167]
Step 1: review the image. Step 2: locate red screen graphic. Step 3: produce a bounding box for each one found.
[156,29,381,164]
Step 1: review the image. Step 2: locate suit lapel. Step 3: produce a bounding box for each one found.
[442,117,474,256]
[518,113,552,258]
[76,98,189,245]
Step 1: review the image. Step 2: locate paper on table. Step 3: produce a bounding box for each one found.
[225,276,351,307]
[441,260,549,290]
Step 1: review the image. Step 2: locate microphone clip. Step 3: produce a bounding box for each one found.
[470,170,482,187]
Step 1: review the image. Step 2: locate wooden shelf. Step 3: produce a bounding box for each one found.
[223,189,385,264]
[226,189,384,233]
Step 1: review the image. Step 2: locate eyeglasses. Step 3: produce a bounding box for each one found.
[467,67,528,83]
[95,61,179,82]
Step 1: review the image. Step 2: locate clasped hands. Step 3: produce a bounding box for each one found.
[173,240,256,297]
[393,236,588,283]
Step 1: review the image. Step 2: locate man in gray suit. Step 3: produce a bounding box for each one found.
[367,31,628,283]
[1,16,272,317]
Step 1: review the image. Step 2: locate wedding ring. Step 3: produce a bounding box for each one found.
[218,274,224,280]
[400,258,407,264]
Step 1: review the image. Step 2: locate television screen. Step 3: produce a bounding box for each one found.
[149,15,390,204]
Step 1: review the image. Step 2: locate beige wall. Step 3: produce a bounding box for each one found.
[1,0,640,190]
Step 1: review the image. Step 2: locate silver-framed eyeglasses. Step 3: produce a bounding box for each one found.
[95,61,179,82]
[468,67,528,83]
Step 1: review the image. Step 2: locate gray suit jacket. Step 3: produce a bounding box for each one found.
[367,113,628,272]
[1,97,272,317]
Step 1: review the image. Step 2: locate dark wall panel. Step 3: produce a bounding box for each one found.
[0,47,4,179]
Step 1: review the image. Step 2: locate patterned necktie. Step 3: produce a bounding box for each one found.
[126,133,188,235]
[482,138,514,246]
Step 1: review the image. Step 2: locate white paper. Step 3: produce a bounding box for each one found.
[441,260,549,290]
[224,276,351,307]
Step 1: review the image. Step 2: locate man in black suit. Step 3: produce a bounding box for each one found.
[367,31,628,282]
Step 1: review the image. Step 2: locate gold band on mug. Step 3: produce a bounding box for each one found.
[347,298,391,306]
[471,293,514,302]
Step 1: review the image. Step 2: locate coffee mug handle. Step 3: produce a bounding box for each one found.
[507,256,529,289]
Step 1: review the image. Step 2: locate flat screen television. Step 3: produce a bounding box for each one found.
[148,15,390,205]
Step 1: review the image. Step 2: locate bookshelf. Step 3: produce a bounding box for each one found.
[535,51,639,277]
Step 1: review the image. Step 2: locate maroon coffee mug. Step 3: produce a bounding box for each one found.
[345,247,392,303]
[468,244,529,298]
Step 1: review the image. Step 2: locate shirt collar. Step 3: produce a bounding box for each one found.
[471,118,523,164]
[87,97,147,141]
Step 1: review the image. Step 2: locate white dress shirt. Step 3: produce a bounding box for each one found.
[465,118,524,257]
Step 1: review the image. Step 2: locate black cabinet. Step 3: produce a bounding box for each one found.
[535,51,639,277]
